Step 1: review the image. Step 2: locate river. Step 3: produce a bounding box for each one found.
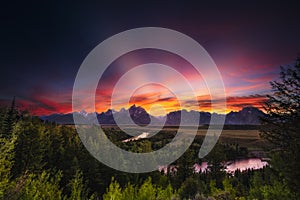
[159,158,268,174]
[124,132,269,174]
[194,158,268,173]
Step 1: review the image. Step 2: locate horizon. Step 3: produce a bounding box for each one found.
[1,2,299,116]
[39,103,263,117]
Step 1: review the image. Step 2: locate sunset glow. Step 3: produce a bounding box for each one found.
[1,4,299,116]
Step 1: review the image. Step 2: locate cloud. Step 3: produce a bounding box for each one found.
[181,94,267,113]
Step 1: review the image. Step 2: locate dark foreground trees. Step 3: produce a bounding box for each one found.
[0,103,261,199]
[260,57,300,198]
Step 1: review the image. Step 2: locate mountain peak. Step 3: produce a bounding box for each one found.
[130,104,137,109]
[41,105,265,125]
[240,106,262,114]
[225,106,265,125]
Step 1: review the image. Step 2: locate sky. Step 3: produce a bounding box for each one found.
[1,1,300,116]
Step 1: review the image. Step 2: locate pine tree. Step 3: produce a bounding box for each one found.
[16,171,65,200]
[260,57,300,197]
[206,143,226,188]
[68,170,89,200]
[174,149,195,188]
[12,120,46,177]
[103,177,122,200]
[0,136,16,198]
[1,97,18,138]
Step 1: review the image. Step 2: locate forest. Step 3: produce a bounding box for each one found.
[0,60,299,199]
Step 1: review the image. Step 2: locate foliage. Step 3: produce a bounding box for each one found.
[68,170,89,200]
[260,58,300,197]
[1,97,18,138]
[103,177,123,200]
[0,109,271,199]
[0,136,16,198]
[103,177,175,200]
[249,170,295,200]
[178,177,201,199]
[16,171,64,200]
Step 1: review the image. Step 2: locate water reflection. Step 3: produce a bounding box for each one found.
[194,158,268,173]
[159,158,268,174]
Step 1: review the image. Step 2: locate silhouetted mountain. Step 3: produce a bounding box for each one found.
[165,110,212,125]
[97,105,153,125]
[41,106,265,125]
[40,113,76,124]
[97,109,116,124]
[129,104,151,125]
[225,107,265,125]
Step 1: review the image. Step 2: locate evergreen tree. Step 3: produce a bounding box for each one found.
[249,171,295,200]
[16,171,65,200]
[103,177,122,200]
[260,57,300,197]
[1,97,17,138]
[206,143,226,188]
[12,120,46,177]
[103,177,176,200]
[68,170,89,200]
[136,177,156,200]
[0,107,6,132]
[178,177,201,199]
[0,136,16,198]
[174,149,195,188]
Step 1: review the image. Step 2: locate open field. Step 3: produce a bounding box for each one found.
[99,125,272,152]
[163,128,269,152]
[198,129,270,152]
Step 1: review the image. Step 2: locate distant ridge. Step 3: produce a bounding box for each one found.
[41,105,265,125]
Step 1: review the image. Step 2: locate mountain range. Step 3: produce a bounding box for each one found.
[40,105,265,125]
